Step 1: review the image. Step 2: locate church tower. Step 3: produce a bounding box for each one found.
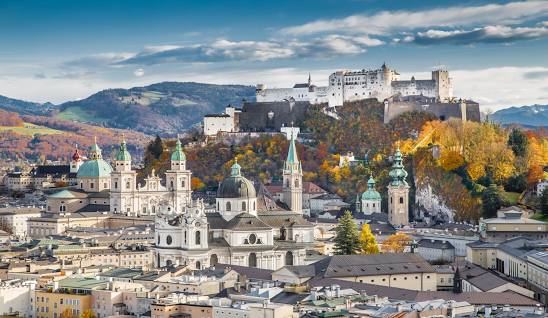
[165,139,192,212]
[110,136,137,215]
[70,145,82,173]
[387,148,410,227]
[282,132,302,214]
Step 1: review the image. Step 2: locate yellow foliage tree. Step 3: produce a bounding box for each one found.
[466,162,485,181]
[60,308,74,318]
[382,232,412,253]
[80,309,96,318]
[359,224,379,254]
[439,150,465,171]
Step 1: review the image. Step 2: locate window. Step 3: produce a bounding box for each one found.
[126,181,130,189]
[182,179,185,187]
[195,231,201,245]
[249,233,257,244]
[242,201,246,211]
[166,235,172,245]
[90,182,94,189]
[103,182,107,189]
[399,197,404,204]
[170,180,174,189]
[114,181,118,189]
[226,202,231,211]
[157,235,160,245]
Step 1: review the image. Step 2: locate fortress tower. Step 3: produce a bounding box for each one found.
[432,69,453,102]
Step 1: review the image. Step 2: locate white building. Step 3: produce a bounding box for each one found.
[256,64,453,107]
[0,280,36,317]
[0,206,42,239]
[417,239,455,263]
[154,137,315,270]
[537,179,548,196]
[203,106,240,136]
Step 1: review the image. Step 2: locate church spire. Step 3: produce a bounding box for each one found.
[389,147,408,187]
[115,134,131,161]
[285,132,300,169]
[89,136,102,160]
[170,139,186,162]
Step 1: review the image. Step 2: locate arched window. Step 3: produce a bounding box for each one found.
[142,206,147,214]
[103,182,107,189]
[166,235,172,245]
[399,197,404,204]
[195,261,201,269]
[295,179,299,187]
[226,202,231,211]
[90,182,94,189]
[210,254,218,266]
[114,181,118,189]
[195,231,201,245]
[248,253,257,268]
[253,201,256,211]
[152,206,156,214]
[182,179,185,187]
[126,181,130,189]
[80,182,83,188]
[170,180,174,189]
[184,231,187,244]
[157,235,160,245]
[242,201,246,211]
[285,251,294,266]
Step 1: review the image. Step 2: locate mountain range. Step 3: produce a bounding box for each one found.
[491,104,548,128]
[0,83,546,135]
[0,82,255,135]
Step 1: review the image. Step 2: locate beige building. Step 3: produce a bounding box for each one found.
[0,206,42,239]
[151,303,213,318]
[479,206,547,242]
[387,148,409,227]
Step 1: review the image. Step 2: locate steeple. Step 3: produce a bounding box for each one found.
[389,147,408,187]
[171,139,186,162]
[308,73,311,86]
[89,136,102,160]
[283,132,303,214]
[231,158,241,176]
[115,134,131,162]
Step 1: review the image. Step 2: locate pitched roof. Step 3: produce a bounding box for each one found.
[418,239,455,250]
[414,291,541,306]
[225,213,272,230]
[282,265,316,278]
[215,263,273,281]
[258,211,314,228]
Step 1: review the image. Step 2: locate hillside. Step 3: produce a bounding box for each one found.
[0,95,55,115]
[55,82,256,135]
[492,104,548,127]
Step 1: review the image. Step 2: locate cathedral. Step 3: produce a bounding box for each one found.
[154,133,315,270]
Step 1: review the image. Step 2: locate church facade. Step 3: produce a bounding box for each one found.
[154,135,315,270]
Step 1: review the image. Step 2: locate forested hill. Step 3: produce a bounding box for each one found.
[55,82,256,135]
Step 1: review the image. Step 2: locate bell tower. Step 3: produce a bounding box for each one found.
[110,135,136,215]
[282,132,302,214]
[165,139,192,212]
[387,148,409,227]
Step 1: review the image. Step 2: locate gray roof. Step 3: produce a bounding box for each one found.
[225,213,272,230]
[283,265,316,278]
[418,239,455,250]
[270,291,309,304]
[257,211,314,228]
[215,263,273,281]
[318,254,435,278]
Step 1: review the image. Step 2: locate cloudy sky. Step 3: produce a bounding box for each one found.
[1,0,547,111]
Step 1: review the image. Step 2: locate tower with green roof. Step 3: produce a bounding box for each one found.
[360,176,382,215]
[282,132,303,214]
[110,135,137,214]
[76,137,113,193]
[387,147,410,227]
[165,138,192,212]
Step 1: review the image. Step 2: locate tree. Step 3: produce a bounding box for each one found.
[504,174,527,193]
[359,224,379,254]
[60,308,74,318]
[334,211,360,255]
[541,188,548,216]
[80,310,96,318]
[508,128,529,157]
[382,232,412,253]
[482,184,506,218]
[147,135,164,160]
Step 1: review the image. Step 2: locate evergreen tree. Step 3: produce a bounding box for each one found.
[504,174,527,193]
[334,211,360,255]
[508,128,529,157]
[482,184,506,218]
[359,224,379,254]
[147,135,164,160]
[541,188,548,216]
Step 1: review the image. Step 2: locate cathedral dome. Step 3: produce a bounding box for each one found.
[77,159,112,178]
[361,176,381,201]
[217,161,256,199]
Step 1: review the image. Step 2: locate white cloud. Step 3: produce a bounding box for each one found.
[282,1,548,36]
[133,68,145,77]
[407,25,548,45]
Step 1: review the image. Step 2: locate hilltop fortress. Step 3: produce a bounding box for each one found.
[256,63,454,107]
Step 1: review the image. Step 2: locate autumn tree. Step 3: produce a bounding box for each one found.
[334,211,360,255]
[482,184,506,218]
[359,224,379,254]
[80,309,96,318]
[382,232,412,253]
[60,308,74,318]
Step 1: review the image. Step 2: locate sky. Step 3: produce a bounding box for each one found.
[0,0,547,111]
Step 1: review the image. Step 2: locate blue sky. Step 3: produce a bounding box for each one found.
[1,0,547,110]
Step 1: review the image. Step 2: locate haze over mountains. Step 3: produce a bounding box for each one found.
[0,82,545,135]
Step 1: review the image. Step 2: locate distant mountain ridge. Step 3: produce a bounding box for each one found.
[492,104,548,127]
[0,82,256,135]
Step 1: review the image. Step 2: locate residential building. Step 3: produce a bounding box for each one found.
[479,206,547,242]
[417,239,455,263]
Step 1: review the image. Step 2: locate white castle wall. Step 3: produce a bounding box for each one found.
[256,65,453,107]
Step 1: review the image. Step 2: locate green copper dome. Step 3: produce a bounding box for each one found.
[115,138,131,161]
[361,176,381,201]
[171,139,186,161]
[389,148,408,187]
[77,159,112,178]
[217,159,256,199]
